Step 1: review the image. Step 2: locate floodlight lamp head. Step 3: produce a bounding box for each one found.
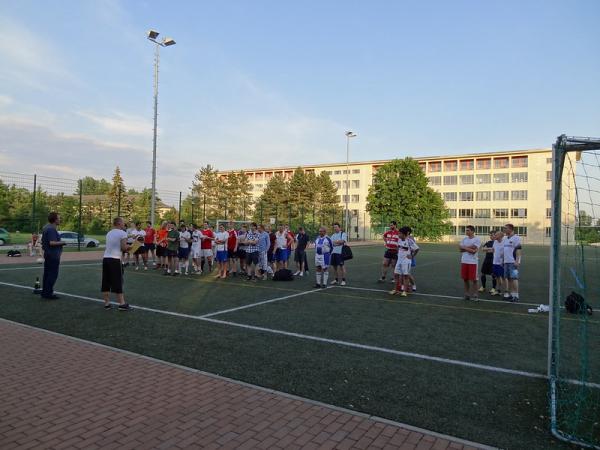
[345,131,357,138]
[147,30,160,40]
[163,38,176,46]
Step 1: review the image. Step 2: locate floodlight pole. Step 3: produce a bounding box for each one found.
[345,131,356,239]
[150,42,159,228]
[147,30,175,228]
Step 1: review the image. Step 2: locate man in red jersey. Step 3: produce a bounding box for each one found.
[226,221,238,276]
[379,221,400,282]
[200,221,215,272]
[144,221,157,266]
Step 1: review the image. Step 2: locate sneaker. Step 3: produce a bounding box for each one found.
[341,280,346,286]
[378,277,386,283]
[510,296,519,303]
[503,295,512,302]
[489,288,497,295]
[330,279,338,285]
[118,303,132,311]
[135,266,139,271]
[314,284,321,288]
[412,286,417,292]
[262,274,268,281]
[389,289,399,295]
[471,296,479,302]
[320,284,326,289]
[294,271,300,276]
[478,286,484,292]
[144,266,148,271]
[104,303,112,310]
[400,291,408,297]
[299,272,304,277]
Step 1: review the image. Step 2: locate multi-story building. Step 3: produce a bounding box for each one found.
[217,148,553,243]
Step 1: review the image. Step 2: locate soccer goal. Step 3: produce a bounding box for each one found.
[548,135,600,449]
[215,219,252,230]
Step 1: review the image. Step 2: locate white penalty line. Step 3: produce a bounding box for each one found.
[0,262,101,271]
[338,285,544,308]
[1,280,599,389]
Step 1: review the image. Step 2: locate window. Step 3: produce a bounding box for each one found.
[514,226,528,236]
[512,172,528,183]
[334,170,341,175]
[458,226,467,235]
[343,180,349,188]
[476,226,491,235]
[428,176,442,186]
[494,157,509,169]
[511,190,528,201]
[493,208,509,218]
[450,226,458,235]
[546,171,552,182]
[352,180,360,189]
[493,191,509,201]
[460,159,474,170]
[476,174,491,184]
[342,170,349,174]
[255,173,263,180]
[352,169,360,174]
[476,159,491,170]
[546,208,552,218]
[547,189,552,200]
[334,181,341,189]
[418,162,427,172]
[459,192,473,202]
[545,227,551,237]
[429,161,442,172]
[322,171,332,175]
[444,175,458,185]
[341,195,349,202]
[351,209,358,216]
[448,209,457,218]
[476,191,491,201]
[444,160,458,171]
[494,173,509,183]
[512,156,528,168]
[511,208,527,218]
[475,209,491,218]
[459,209,473,218]
[443,192,457,202]
[460,175,474,185]
[351,195,360,202]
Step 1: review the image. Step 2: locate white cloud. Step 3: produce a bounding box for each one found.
[0,95,13,108]
[78,111,153,137]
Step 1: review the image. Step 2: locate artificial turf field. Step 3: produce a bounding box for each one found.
[0,243,598,450]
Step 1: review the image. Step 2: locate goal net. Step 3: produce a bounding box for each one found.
[215,220,252,230]
[549,135,600,449]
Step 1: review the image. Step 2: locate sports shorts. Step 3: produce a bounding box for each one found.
[134,245,146,255]
[216,250,228,262]
[101,258,123,294]
[156,246,167,257]
[227,249,237,258]
[331,253,344,267]
[492,264,504,278]
[178,247,190,259]
[294,249,306,263]
[394,261,411,275]
[461,263,478,281]
[245,251,259,265]
[167,249,178,258]
[275,248,288,262]
[315,253,330,269]
[201,249,213,258]
[236,248,246,259]
[504,263,519,280]
[384,249,398,261]
[144,243,156,250]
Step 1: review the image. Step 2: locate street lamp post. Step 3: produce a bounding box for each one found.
[147,29,176,227]
[345,131,357,239]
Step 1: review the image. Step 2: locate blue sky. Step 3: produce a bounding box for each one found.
[0,0,598,191]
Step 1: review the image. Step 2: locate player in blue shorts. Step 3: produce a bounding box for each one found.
[314,227,333,288]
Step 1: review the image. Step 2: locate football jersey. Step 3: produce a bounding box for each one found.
[460,236,481,264]
[503,234,522,264]
[397,238,418,262]
[191,230,203,248]
[201,229,214,249]
[383,230,400,251]
[315,236,333,255]
[215,231,229,252]
[179,231,191,249]
[227,230,237,250]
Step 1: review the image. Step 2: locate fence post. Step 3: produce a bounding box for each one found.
[77,179,83,251]
[31,174,37,233]
[178,191,182,223]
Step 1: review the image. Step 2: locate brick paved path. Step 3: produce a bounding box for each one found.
[0,320,493,450]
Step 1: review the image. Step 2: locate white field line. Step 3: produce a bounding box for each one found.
[1,280,599,389]
[199,287,328,318]
[339,285,544,308]
[0,263,101,271]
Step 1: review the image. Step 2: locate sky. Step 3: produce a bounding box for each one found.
[0,0,599,192]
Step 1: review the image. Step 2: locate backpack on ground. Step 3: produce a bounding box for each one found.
[565,291,593,316]
[341,244,353,261]
[7,250,21,257]
[273,268,294,281]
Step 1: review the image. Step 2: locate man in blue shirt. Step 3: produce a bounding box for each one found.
[40,212,66,299]
[257,224,274,280]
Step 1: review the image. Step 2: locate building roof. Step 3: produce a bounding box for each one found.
[216,147,551,174]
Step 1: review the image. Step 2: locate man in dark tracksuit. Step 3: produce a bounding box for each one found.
[41,212,66,299]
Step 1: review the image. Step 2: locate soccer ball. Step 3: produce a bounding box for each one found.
[36,258,44,264]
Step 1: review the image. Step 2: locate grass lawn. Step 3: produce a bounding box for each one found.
[0,243,598,449]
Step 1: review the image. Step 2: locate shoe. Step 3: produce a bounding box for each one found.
[471,296,479,302]
[389,289,399,295]
[299,272,304,277]
[489,288,497,295]
[330,279,338,285]
[341,280,346,286]
[478,287,484,292]
[503,295,512,302]
[464,295,471,301]
[144,266,148,271]
[41,294,60,300]
[314,284,321,288]
[135,266,139,271]
[104,304,112,310]
[320,284,326,289]
[378,277,386,283]
[294,271,300,276]
[412,286,417,292]
[262,274,268,280]
[247,276,253,281]
[163,272,170,276]
[118,303,132,311]
[510,296,519,303]
[400,291,407,297]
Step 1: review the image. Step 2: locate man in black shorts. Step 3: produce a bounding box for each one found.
[244,223,260,281]
[293,226,309,277]
[102,217,131,311]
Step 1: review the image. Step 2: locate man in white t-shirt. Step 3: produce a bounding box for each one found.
[178,224,192,275]
[131,222,147,271]
[123,222,135,267]
[102,217,131,311]
[330,222,348,286]
[459,225,481,301]
[389,227,419,297]
[490,231,505,296]
[502,223,522,302]
[190,224,203,274]
[214,224,230,278]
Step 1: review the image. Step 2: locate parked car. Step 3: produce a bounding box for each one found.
[0,228,10,246]
[58,231,100,248]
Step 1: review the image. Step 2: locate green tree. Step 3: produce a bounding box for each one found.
[315,171,343,232]
[192,165,220,221]
[78,176,111,195]
[254,174,289,224]
[367,158,450,240]
[108,167,129,218]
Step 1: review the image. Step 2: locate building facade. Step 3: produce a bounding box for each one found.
[217,148,553,243]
